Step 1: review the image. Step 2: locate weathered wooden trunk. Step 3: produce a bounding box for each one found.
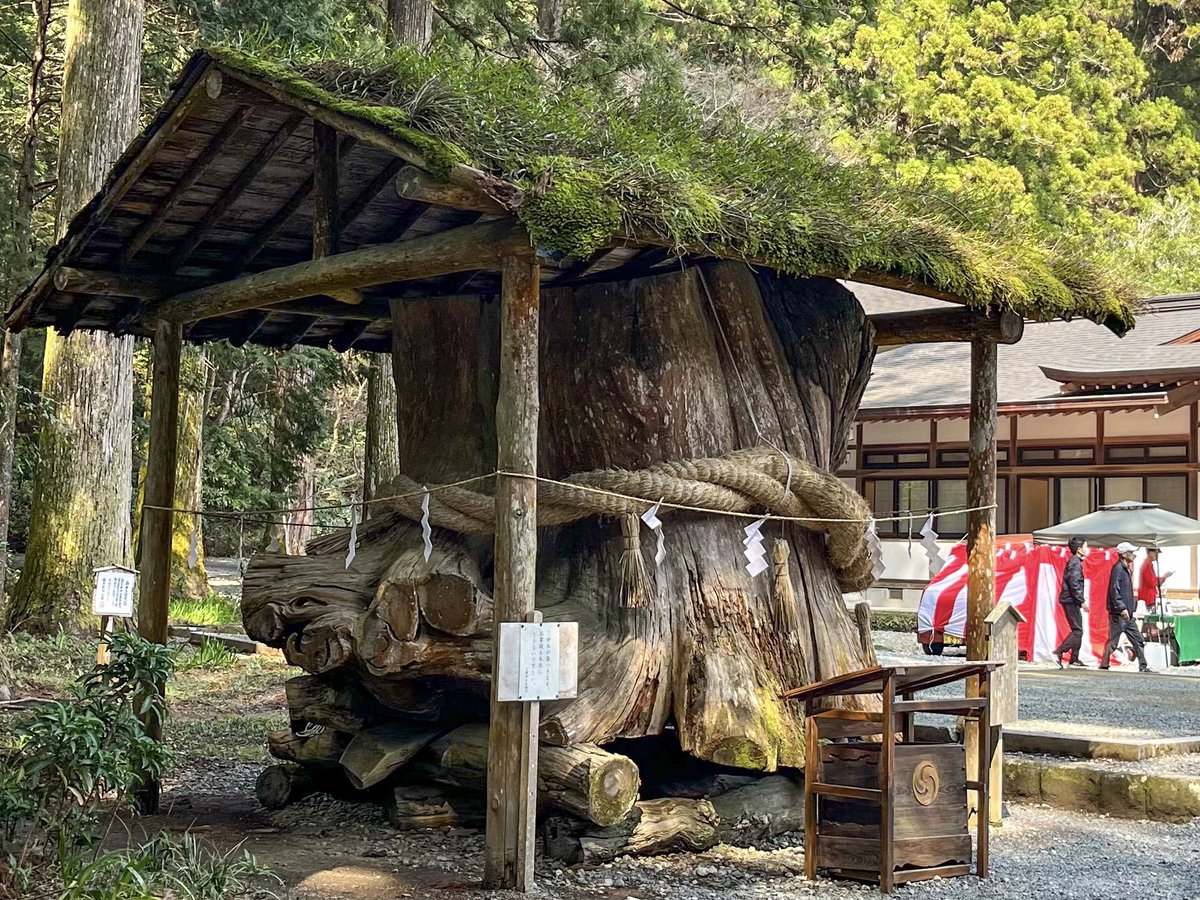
[244,264,878,847]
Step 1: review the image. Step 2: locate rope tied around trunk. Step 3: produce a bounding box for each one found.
[377,448,875,592]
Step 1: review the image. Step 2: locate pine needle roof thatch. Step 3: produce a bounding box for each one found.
[208,46,1138,335]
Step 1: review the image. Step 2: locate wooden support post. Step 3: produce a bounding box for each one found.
[97,615,113,665]
[312,122,340,259]
[988,725,1004,826]
[484,253,540,891]
[135,320,182,813]
[803,699,818,882]
[965,337,997,823]
[977,672,992,877]
[879,671,895,894]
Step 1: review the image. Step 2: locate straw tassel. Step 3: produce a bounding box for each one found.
[771,538,801,636]
[619,513,653,608]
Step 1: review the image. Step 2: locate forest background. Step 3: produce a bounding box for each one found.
[0,0,1197,630]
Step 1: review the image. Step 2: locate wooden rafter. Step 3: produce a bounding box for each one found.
[230,310,271,347]
[331,318,373,352]
[1157,381,1200,417]
[566,246,675,286]
[340,157,407,231]
[150,217,530,323]
[549,248,614,285]
[233,134,358,272]
[378,200,431,244]
[871,308,1024,346]
[170,112,305,270]
[123,104,256,262]
[395,165,506,215]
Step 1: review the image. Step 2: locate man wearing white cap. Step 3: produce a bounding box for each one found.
[1100,542,1151,673]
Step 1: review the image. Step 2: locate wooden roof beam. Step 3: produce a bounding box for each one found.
[149,217,531,324]
[123,104,256,263]
[234,134,358,272]
[870,307,1023,346]
[395,165,507,215]
[1157,381,1200,417]
[170,112,306,270]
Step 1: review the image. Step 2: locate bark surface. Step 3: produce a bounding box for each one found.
[6,0,142,631]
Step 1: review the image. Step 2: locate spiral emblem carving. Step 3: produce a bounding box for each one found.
[911,760,940,806]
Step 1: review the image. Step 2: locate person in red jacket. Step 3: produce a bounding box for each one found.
[1137,548,1173,611]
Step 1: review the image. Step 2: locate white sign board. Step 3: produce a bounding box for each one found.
[496,621,579,702]
[92,566,137,617]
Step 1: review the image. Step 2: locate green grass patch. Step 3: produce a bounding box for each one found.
[175,639,238,672]
[170,709,284,765]
[170,592,241,627]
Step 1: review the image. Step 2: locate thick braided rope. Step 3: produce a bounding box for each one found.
[377,449,874,591]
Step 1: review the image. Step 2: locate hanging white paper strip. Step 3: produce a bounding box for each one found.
[919,515,944,577]
[345,504,358,570]
[641,500,666,566]
[743,517,769,577]
[187,519,200,570]
[421,488,433,562]
[866,519,886,582]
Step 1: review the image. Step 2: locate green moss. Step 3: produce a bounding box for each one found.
[200,45,1137,332]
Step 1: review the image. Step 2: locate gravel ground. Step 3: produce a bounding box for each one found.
[210,795,1200,899]
[873,629,1200,741]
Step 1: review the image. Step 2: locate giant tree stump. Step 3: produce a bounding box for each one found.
[243,265,878,837]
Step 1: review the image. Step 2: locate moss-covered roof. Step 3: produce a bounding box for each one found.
[212,47,1136,333]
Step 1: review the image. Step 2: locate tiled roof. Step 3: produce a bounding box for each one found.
[850,284,1200,410]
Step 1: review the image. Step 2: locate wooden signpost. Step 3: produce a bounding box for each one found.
[92,565,137,663]
[493,611,579,890]
[983,601,1024,826]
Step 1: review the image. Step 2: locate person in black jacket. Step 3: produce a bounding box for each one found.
[1054,536,1089,668]
[1100,542,1151,673]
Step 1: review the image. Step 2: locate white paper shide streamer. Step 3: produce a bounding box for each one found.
[919,515,945,577]
[640,500,666,566]
[743,517,769,577]
[421,487,433,562]
[866,518,886,582]
[186,518,200,570]
[345,504,358,570]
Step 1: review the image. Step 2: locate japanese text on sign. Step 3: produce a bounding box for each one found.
[92,566,137,617]
[496,622,579,702]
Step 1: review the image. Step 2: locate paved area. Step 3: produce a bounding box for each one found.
[875,630,1200,742]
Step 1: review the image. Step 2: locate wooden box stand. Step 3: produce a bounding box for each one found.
[783,662,1002,893]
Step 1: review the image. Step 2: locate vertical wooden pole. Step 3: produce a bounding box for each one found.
[977,671,993,877]
[879,672,895,894]
[136,319,182,814]
[311,121,340,258]
[988,725,1004,826]
[484,253,540,891]
[965,338,997,821]
[803,699,818,882]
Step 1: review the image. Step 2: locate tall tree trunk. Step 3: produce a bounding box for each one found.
[386,0,432,48]
[170,347,208,599]
[0,0,51,611]
[363,357,399,508]
[5,0,143,633]
[537,0,566,37]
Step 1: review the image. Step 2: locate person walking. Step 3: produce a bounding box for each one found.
[1100,542,1152,673]
[1054,536,1089,668]
[1137,547,1173,611]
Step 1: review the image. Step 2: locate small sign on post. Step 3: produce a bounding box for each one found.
[92,565,137,664]
[496,619,579,702]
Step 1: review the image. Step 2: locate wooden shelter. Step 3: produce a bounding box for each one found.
[7,48,1135,891]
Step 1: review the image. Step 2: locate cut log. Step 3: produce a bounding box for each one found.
[268,727,351,768]
[385,784,486,830]
[544,798,720,864]
[256,763,319,810]
[709,774,805,845]
[870,307,1023,346]
[285,674,389,732]
[421,724,639,826]
[339,722,441,790]
[853,600,876,663]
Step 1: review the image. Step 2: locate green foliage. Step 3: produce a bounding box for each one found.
[209,43,1137,329]
[0,633,172,858]
[169,593,240,627]
[175,639,237,672]
[871,610,918,632]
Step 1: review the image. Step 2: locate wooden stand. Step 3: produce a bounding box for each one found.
[785,662,1002,894]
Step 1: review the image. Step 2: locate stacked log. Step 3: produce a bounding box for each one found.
[245,264,880,857]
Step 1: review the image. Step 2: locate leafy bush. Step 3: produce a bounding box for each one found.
[871,610,918,633]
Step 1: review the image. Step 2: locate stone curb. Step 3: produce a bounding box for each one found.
[1005,728,1200,761]
[1005,758,1200,824]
